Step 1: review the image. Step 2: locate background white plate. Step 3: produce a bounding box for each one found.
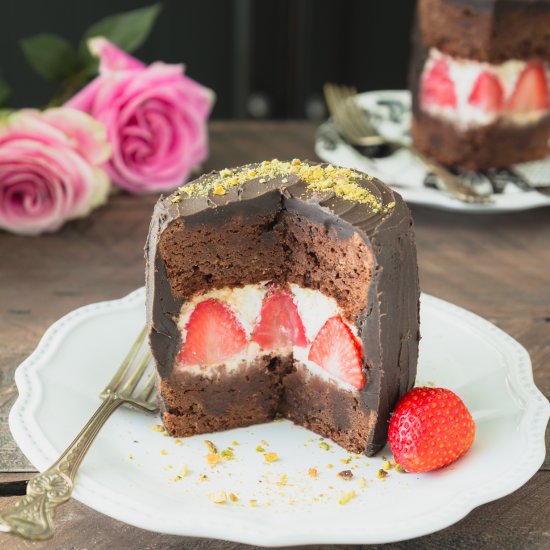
[315,90,550,213]
[9,288,550,546]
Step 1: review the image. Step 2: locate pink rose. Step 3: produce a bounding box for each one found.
[0,108,111,236]
[67,38,214,194]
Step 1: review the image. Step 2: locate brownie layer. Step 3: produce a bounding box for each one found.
[419,0,550,62]
[281,364,376,454]
[412,110,550,170]
[161,355,291,436]
[162,355,376,455]
[146,161,420,455]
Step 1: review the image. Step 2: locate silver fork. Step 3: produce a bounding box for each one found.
[0,326,158,541]
[324,83,493,204]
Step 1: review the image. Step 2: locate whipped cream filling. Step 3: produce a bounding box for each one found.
[420,48,550,128]
[175,282,360,392]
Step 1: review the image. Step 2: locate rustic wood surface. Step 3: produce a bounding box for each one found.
[0,121,549,548]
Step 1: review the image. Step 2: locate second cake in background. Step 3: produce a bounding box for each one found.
[410,0,550,170]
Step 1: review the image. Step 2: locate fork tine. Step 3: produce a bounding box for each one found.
[102,326,148,396]
[337,85,374,137]
[323,83,340,120]
[326,83,365,140]
[118,350,152,395]
[135,370,156,403]
[324,83,358,143]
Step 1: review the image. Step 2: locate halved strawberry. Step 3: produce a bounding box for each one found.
[506,63,550,113]
[178,299,247,366]
[308,316,364,389]
[468,71,504,112]
[251,290,307,350]
[421,58,457,108]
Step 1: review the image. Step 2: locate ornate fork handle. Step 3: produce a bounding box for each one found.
[0,395,123,541]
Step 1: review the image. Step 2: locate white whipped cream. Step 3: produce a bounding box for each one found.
[420,48,550,128]
[175,282,359,392]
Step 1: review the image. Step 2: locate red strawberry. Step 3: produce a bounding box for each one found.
[251,290,307,350]
[506,63,550,113]
[468,71,504,112]
[421,58,457,108]
[178,299,247,366]
[308,316,364,389]
[388,387,475,473]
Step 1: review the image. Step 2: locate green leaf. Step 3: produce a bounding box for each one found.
[20,34,79,82]
[0,72,11,106]
[80,3,162,60]
[0,108,14,122]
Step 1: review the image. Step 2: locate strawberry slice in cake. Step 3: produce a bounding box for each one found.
[146,160,420,455]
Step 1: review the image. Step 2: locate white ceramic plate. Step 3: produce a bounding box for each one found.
[315,90,550,213]
[9,288,549,546]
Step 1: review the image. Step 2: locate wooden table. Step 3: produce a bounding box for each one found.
[1,121,549,549]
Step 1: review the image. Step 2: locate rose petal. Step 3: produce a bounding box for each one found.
[89,37,146,73]
[43,107,111,165]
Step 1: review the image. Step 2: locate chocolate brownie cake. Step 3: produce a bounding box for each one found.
[145,159,420,456]
[411,0,550,170]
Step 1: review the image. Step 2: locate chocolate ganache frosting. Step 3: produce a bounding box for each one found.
[145,159,420,455]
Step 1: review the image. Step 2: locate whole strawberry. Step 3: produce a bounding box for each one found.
[388,387,475,473]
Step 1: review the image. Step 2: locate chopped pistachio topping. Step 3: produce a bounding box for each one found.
[256,445,265,453]
[229,492,239,502]
[308,467,318,478]
[382,460,393,471]
[337,470,354,480]
[395,464,407,474]
[207,453,221,466]
[209,491,227,504]
[358,477,367,489]
[204,440,218,454]
[160,449,168,456]
[338,490,357,505]
[377,469,389,479]
[264,452,279,463]
[221,449,234,461]
[276,474,288,486]
[169,159,393,213]
[318,442,330,451]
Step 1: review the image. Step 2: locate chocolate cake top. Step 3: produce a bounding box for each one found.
[149,158,409,240]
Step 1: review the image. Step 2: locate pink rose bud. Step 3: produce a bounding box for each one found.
[67,37,215,194]
[0,108,111,236]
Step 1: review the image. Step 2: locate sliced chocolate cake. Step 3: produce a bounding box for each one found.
[411,0,550,170]
[145,160,420,456]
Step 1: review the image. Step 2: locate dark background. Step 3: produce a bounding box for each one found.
[0,0,417,119]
